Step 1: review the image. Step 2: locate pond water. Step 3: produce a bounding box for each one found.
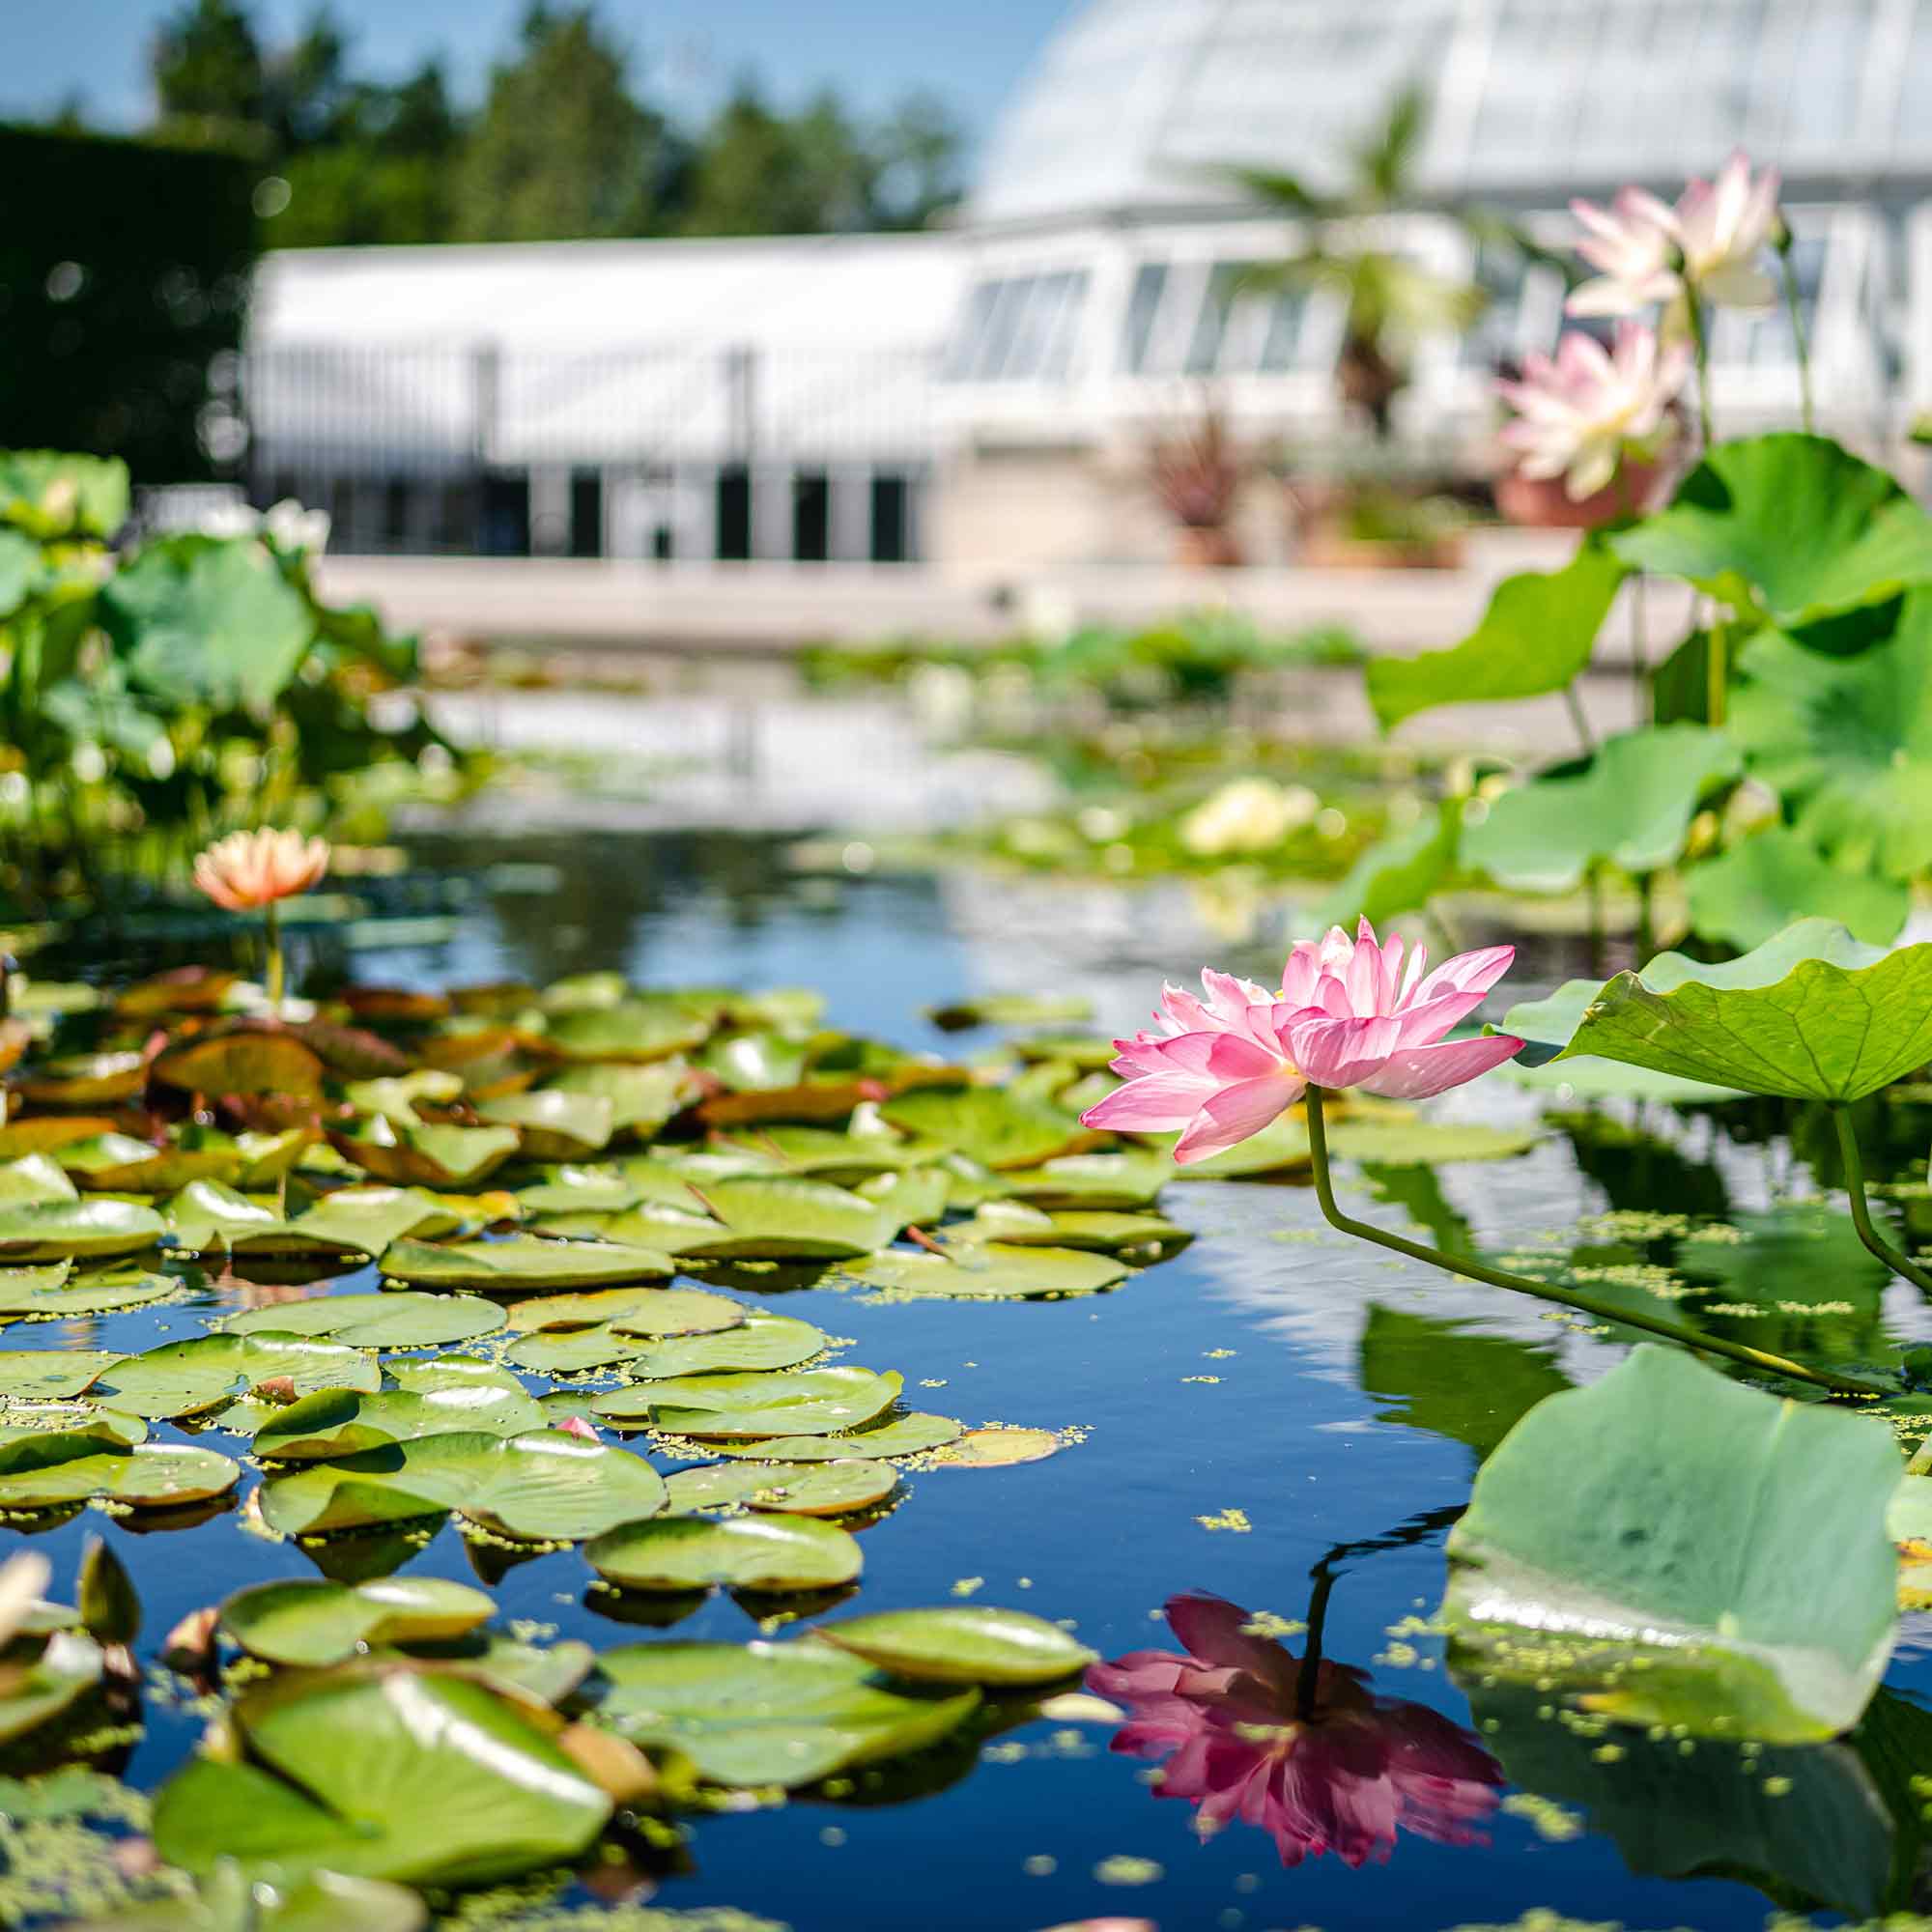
[13,827,1932,1932]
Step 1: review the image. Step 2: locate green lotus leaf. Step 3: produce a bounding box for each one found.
[1442,1345,1900,1742]
[838,1244,1129,1300]
[0,1630,104,1744]
[1610,433,1932,633]
[713,1124,940,1182]
[503,1284,742,1336]
[585,1637,977,1787]
[1500,983,1747,1100]
[232,1128,322,1189]
[384,1235,674,1292]
[0,1155,77,1208]
[330,1120,521,1188]
[996,1151,1172,1208]
[1324,1121,1540,1166]
[663,1458,896,1517]
[542,998,715,1064]
[514,1167,644,1215]
[508,1311,825,1378]
[585,1513,863,1593]
[1368,538,1628,729]
[384,1354,528,1398]
[950,1205,1191,1256]
[1683,826,1910,952]
[92,1333,380,1419]
[152,1669,610,1887]
[1463,724,1743,895]
[814,1606,1097,1686]
[152,1031,327,1101]
[14,1050,146,1106]
[924,993,1094,1031]
[222,1291,504,1349]
[0,1406,146,1447]
[289,1185,470,1257]
[475,1091,615,1160]
[880,1087,1097,1169]
[258,1428,668,1541]
[0,1198,166,1263]
[1554,919,1932,1100]
[705,1412,964,1462]
[0,449,129,538]
[664,1176,895,1262]
[0,1262,176,1315]
[165,1180,366,1260]
[254,1382,549,1461]
[1315,797,1463,931]
[0,1431,239,1509]
[591,1366,903,1438]
[855,1166,951,1236]
[55,1132,241,1194]
[0,1349,117,1400]
[543,1062,700,1138]
[70,1865,430,1932]
[219,1576,497,1666]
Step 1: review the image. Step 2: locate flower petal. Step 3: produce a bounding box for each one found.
[1174,1073,1303,1164]
[1355,1034,1524,1099]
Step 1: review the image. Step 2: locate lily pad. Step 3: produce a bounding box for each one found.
[591,1366,903,1438]
[504,1285,743,1336]
[56,1132,241,1195]
[664,1176,895,1262]
[1555,919,1932,1100]
[0,1630,105,1744]
[475,1091,615,1160]
[543,998,715,1064]
[1442,1345,1900,1742]
[384,1235,674,1292]
[254,1383,548,1460]
[508,1312,825,1378]
[165,1181,357,1260]
[152,1031,327,1101]
[925,994,1094,1031]
[220,1577,497,1665]
[949,1204,1190,1256]
[928,1427,1062,1467]
[222,1292,504,1350]
[839,1244,1129,1300]
[813,1606,1096,1686]
[586,1637,977,1787]
[0,1350,118,1400]
[91,1334,380,1419]
[0,1263,178,1317]
[880,1088,1096,1170]
[663,1459,896,1517]
[544,1063,700,1138]
[152,1669,611,1886]
[706,1411,964,1462]
[0,1431,239,1509]
[0,1199,166,1263]
[586,1513,863,1593]
[998,1151,1173,1208]
[330,1121,521,1188]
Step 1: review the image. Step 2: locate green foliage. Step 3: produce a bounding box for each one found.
[1682,826,1910,952]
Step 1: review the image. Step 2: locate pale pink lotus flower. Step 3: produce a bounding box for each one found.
[1567,185,1681,318]
[192,829,330,913]
[1497,322,1691,501]
[1081,921,1524,1165]
[1089,1592,1502,1868]
[1674,150,1781,308]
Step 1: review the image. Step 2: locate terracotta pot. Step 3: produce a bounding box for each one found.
[1495,462,1660,530]
[1175,526,1243,569]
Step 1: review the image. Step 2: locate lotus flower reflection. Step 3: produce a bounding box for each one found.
[1089,1593,1502,1868]
[1081,919,1522,1162]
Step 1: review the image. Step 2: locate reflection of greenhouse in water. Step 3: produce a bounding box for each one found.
[247,0,1932,564]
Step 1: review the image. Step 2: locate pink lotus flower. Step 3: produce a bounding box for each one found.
[1089,1593,1502,1868]
[1497,322,1690,501]
[1081,922,1522,1164]
[192,829,330,913]
[1567,185,1681,319]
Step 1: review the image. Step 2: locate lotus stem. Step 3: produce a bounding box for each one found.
[1833,1103,1932,1296]
[264,900,285,1009]
[1778,240,1814,435]
[1302,1086,1874,1397]
[1705,617,1727,728]
[1630,571,1649,728]
[1684,292,1715,447]
[1562,681,1595,757]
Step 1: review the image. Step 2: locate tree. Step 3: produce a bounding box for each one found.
[152,0,266,142]
[870,91,963,230]
[266,5,353,152]
[454,4,673,242]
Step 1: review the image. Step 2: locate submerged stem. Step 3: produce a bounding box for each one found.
[1833,1103,1932,1295]
[1302,1086,1872,1397]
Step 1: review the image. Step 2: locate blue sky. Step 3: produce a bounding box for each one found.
[5,0,1066,146]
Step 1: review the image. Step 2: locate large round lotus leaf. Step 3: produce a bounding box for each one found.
[475,1091,614,1159]
[544,1063,699,1138]
[13,1051,146,1106]
[856,1167,952,1236]
[502,1326,651,1376]
[715,1124,938,1181]
[0,1350,116,1400]
[708,1412,964,1462]
[254,1383,548,1460]
[90,1333,382,1419]
[223,1292,504,1349]
[664,1459,896,1517]
[220,1576,496,1665]
[514,1168,643,1216]
[56,1132,241,1195]
[586,1513,863,1593]
[0,1264,178,1317]
[288,1186,458,1258]
[331,1121,521,1188]
[384,1354,528,1398]
[0,1406,146,1447]
[998,1152,1173,1208]
[879,1088,1095,1169]
[587,1638,978,1787]
[504,1285,742,1336]
[929,1427,1062,1467]
[384,1235,673,1292]
[0,1431,238,1508]
[0,1629,104,1743]
[665,1177,895,1262]
[606,1313,829,1376]
[840,1244,1128,1300]
[546,998,718,1065]
[952,1205,1191,1256]
[259,1429,668,1541]
[813,1606,1097,1686]
[0,1154,78,1207]
[70,1866,429,1932]
[153,1031,327,1099]
[0,1200,166,1263]
[152,1670,611,1887]
[592,1366,902,1438]
[358,1633,597,1709]
[165,1180,356,1259]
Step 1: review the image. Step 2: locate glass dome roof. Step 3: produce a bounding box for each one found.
[972,0,1932,228]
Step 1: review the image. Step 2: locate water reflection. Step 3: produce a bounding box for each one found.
[1089,1576,1501,1868]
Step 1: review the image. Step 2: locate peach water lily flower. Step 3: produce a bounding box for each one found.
[1567,185,1682,318]
[192,829,330,912]
[1497,322,1690,501]
[1081,920,1523,1164]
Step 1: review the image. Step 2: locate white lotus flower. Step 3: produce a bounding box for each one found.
[1496,322,1690,501]
[1567,187,1681,318]
[1674,150,1780,308]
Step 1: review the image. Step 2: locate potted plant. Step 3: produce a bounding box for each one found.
[1150,411,1245,568]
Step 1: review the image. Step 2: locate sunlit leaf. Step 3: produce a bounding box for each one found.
[586,1513,863,1592]
[814,1606,1096,1686]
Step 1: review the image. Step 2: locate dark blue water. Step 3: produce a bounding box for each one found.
[14,829,1932,1932]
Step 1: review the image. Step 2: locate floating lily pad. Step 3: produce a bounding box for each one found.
[476,1092,615,1160]
[664,1177,895,1262]
[714,1124,938,1182]
[0,1431,239,1509]
[1442,1345,1900,1742]
[706,1412,964,1462]
[220,1576,497,1665]
[345,1070,467,1122]
[0,1630,104,1743]
[998,1151,1173,1208]
[56,1132,240,1195]
[592,1366,903,1438]
[153,1669,611,1887]
[840,1244,1129,1300]
[153,1031,327,1100]
[543,999,715,1064]
[223,1292,504,1350]
[71,1866,429,1932]
[90,1333,380,1419]
[331,1121,521,1189]
[586,1638,977,1787]
[0,1350,117,1400]
[259,1429,668,1541]
[929,1427,1062,1468]
[926,993,1094,1032]
[254,1382,549,1460]
[950,1205,1191,1256]
[504,1285,743,1336]
[385,1354,528,1398]
[165,1181,353,1259]
[0,1263,177,1317]
[384,1235,674,1292]
[664,1459,896,1517]
[880,1088,1096,1169]
[508,1311,824,1378]
[544,1063,700,1138]
[1555,919,1932,1101]
[14,1051,146,1107]
[814,1606,1096,1686]
[0,1199,166,1263]
[587,1513,862,1592]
